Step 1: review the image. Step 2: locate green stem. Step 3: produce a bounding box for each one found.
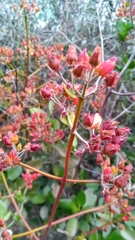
[24,10,29,90]
[42,84,87,240]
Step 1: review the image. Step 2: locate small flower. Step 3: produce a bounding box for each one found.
[95,57,117,77]
[91,113,102,130]
[79,48,89,63]
[115,174,129,188]
[89,45,101,67]
[96,153,104,165]
[48,55,62,71]
[41,87,52,101]
[100,129,115,140]
[30,143,41,152]
[104,71,119,88]
[103,167,112,183]
[83,112,94,128]
[72,62,91,79]
[102,143,120,156]
[122,215,129,222]
[66,45,78,65]
[116,127,131,136]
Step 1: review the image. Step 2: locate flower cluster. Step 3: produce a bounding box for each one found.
[22,172,40,189]
[0,131,41,171]
[0,218,12,239]
[27,111,64,143]
[13,0,40,14]
[0,47,14,64]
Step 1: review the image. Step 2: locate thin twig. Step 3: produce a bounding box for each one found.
[1,172,39,240]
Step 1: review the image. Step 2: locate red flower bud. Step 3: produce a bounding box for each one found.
[104,71,119,88]
[122,215,129,222]
[102,143,120,156]
[30,143,41,152]
[115,127,131,136]
[72,63,91,79]
[115,174,129,188]
[95,57,117,77]
[41,87,52,101]
[3,136,12,147]
[100,129,115,140]
[83,113,94,128]
[48,56,62,71]
[66,45,78,65]
[89,45,101,67]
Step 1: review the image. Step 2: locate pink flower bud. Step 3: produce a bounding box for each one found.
[102,143,120,156]
[96,153,104,165]
[104,71,119,88]
[66,45,78,65]
[89,46,101,67]
[79,48,89,63]
[95,57,117,77]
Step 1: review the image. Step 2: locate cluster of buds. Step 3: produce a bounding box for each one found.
[0,218,12,240]
[82,115,130,156]
[0,131,41,171]
[90,86,106,110]
[22,172,40,189]
[27,111,64,143]
[0,47,14,64]
[116,0,135,19]
[13,1,40,14]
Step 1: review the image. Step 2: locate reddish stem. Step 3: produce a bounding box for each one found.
[42,84,87,240]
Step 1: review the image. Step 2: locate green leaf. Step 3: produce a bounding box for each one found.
[72,136,78,149]
[79,220,90,232]
[83,188,97,208]
[39,206,48,220]
[88,233,102,240]
[48,100,54,115]
[106,230,124,240]
[51,119,60,130]
[53,143,66,158]
[27,158,43,169]
[63,83,77,99]
[102,225,112,238]
[0,70,4,78]
[75,191,86,208]
[7,166,22,181]
[66,218,78,237]
[29,107,44,114]
[31,193,46,204]
[59,199,78,213]
[120,228,135,240]
[0,200,7,218]
[43,186,50,196]
[60,114,69,126]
